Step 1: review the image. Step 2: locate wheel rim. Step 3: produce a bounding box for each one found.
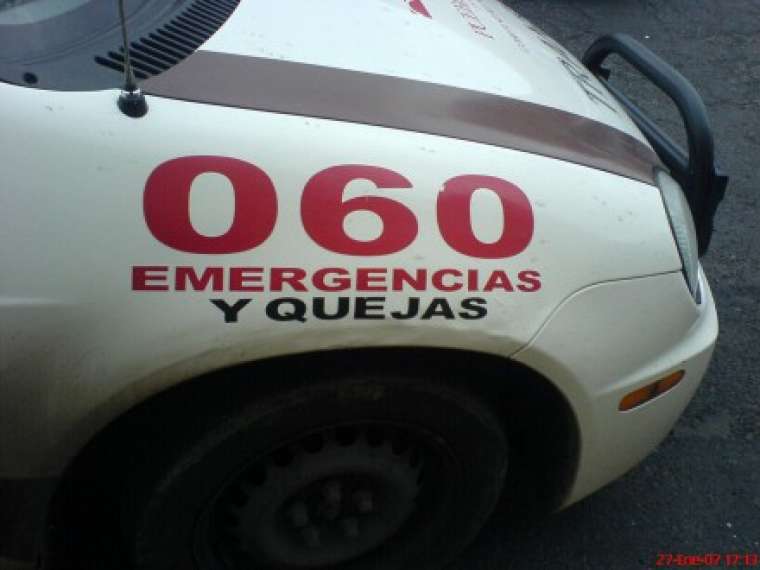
[197,422,448,569]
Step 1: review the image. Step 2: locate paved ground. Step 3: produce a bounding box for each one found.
[452,1,760,568]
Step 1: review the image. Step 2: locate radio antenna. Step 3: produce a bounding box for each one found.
[116,0,148,118]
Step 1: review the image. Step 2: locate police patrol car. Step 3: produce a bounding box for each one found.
[0,0,727,569]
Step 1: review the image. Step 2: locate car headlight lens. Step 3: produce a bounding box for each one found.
[656,169,701,301]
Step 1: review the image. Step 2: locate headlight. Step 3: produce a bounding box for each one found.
[656,169,701,301]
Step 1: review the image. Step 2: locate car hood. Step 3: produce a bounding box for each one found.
[192,0,646,143]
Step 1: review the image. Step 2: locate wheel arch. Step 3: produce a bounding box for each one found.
[44,347,580,568]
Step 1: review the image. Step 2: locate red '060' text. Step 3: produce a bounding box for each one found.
[143,157,535,259]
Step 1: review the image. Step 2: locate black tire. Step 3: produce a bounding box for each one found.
[122,367,508,570]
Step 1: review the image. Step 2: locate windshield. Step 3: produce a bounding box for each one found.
[0,0,237,91]
[0,0,123,89]
[0,0,90,25]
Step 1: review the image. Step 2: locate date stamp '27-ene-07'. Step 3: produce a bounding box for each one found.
[656,553,760,567]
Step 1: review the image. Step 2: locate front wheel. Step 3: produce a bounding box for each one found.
[123,371,508,570]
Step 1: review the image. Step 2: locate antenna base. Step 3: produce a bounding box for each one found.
[118,88,148,118]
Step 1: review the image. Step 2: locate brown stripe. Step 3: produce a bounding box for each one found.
[143,51,660,184]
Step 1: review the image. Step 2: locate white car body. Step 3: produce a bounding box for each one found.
[0,0,719,567]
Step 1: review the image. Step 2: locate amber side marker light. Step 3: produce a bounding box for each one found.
[619,370,686,411]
